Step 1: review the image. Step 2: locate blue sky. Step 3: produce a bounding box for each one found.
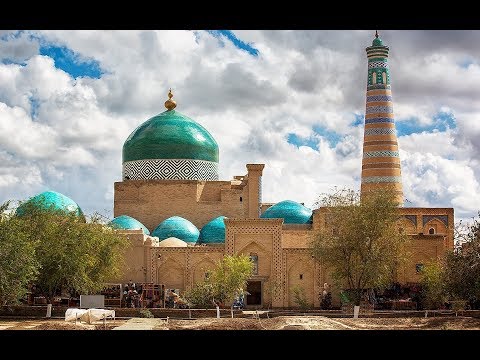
[1,30,480,220]
[39,44,104,79]
[206,30,259,56]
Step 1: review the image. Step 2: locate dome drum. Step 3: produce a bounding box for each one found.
[122,158,218,181]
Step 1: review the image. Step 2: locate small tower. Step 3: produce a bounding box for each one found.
[360,31,403,205]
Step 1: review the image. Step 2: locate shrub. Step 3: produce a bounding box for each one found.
[139,309,154,318]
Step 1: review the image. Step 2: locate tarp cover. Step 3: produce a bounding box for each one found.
[65,308,88,322]
[65,308,115,324]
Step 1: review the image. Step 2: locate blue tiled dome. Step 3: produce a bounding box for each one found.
[199,216,226,244]
[108,215,150,235]
[260,200,312,224]
[152,216,199,243]
[16,190,84,218]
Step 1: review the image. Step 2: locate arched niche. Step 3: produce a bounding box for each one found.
[156,257,185,291]
[423,219,447,235]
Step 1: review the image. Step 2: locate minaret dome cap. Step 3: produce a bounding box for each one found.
[372,30,384,47]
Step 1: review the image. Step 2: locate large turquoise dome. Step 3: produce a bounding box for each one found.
[199,216,226,244]
[260,200,312,224]
[122,92,219,181]
[16,190,84,218]
[152,216,200,243]
[108,215,150,235]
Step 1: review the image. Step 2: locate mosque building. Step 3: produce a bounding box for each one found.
[20,33,454,308]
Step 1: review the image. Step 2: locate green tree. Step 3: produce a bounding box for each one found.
[185,254,254,308]
[14,200,129,302]
[0,201,39,305]
[311,187,409,305]
[420,261,446,309]
[442,213,480,305]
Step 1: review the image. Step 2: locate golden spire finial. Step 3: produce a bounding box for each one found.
[164,88,177,110]
[375,30,379,38]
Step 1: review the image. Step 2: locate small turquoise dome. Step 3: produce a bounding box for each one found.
[260,200,312,224]
[372,31,384,47]
[199,216,226,244]
[152,216,199,243]
[372,37,383,46]
[108,215,150,235]
[16,190,84,218]
[123,110,219,163]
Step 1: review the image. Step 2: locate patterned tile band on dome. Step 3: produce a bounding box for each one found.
[363,151,399,158]
[366,106,393,114]
[362,176,403,183]
[366,95,392,102]
[364,128,396,136]
[365,118,395,124]
[368,61,389,69]
[123,159,218,181]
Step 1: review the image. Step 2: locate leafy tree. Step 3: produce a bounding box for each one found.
[311,187,409,305]
[443,213,480,306]
[11,200,129,302]
[415,214,480,310]
[420,261,446,309]
[185,254,254,308]
[183,282,214,308]
[0,201,39,305]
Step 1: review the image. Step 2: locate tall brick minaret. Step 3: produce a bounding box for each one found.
[361,31,403,205]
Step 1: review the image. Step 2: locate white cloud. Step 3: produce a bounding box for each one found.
[0,30,480,225]
[0,31,40,63]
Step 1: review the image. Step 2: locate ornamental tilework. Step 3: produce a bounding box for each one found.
[123,159,219,181]
[365,106,393,114]
[368,61,389,69]
[365,118,395,124]
[364,129,396,138]
[423,215,449,227]
[367,84,391,90]
[363,150,399,158]
[366,95,392,102]
[404,215,418,226]
[362,163,401,169]
[361,176,402,183]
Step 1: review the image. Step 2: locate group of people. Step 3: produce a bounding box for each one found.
[123,281,142,308]
[101,285,121,299]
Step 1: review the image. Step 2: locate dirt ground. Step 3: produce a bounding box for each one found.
[2,316,480,330]
[160,316,480,330]
[0,319,128,330]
